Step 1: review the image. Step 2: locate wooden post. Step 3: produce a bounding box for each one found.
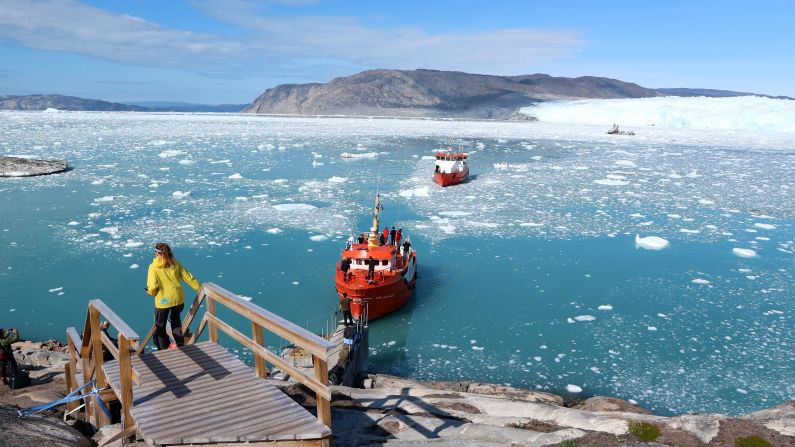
[252,322,267,378]
[64,363,77,415]
[89,305,110,428]
[206,296,218,343]
[312,354,332,429]
[118,335,135,442]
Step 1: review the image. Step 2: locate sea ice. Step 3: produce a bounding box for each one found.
[566,384,583,393]
[172,191,190,199]
[598,305,613,311]
[310,235,328,241]
[691,278,711,285]
[594,178,629,186]
[124,241,143,248]
[158,149,186,158]
[228,173,243,179]
[732,248,758,258]
[574,315,596,322]
[328,176,348,183]
[48,287,63,293]
[273,203,317,211]
[266,228,282,234]
[94,196,114,203]
[340,152,378,158]
[754,223,776,230]
[130,264,139,269]
[635,235,670,250]
[399,187,430,198]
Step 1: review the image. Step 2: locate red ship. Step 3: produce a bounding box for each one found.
[434,152,469,186]
[335,194,417,321]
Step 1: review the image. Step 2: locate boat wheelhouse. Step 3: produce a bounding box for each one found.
[434,152,469,186]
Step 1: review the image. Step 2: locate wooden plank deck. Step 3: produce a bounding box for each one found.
[283,324,345,376]
[103,342,331,445]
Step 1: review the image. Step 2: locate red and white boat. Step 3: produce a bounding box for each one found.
[335,194,417,321]
[434,152,469,186]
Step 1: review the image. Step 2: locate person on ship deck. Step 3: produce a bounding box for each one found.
[367,256,376,280]
[340,257,350,282]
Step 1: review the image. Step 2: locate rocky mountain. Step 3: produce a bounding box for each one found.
[655,88,793,100]
[0,95,248,112]
[0,94,149,111]
[244,69,662,119]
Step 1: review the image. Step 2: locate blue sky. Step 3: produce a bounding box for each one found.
[0,0,792,103]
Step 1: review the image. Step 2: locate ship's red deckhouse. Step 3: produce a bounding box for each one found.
[334,194,417,321]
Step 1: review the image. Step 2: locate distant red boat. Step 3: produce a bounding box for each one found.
[434,152,469,186]
[334,194,417,321]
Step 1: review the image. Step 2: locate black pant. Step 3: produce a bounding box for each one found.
[154,304,185,350]
[0,347,18,383]
[342,310,352,326]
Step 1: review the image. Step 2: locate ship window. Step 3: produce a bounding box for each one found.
[356,259,363,265]
[381,260,388,266]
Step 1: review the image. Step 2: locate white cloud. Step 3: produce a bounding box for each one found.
[0,0,583,77]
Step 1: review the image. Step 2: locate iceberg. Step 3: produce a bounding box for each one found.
[635,235,670,250]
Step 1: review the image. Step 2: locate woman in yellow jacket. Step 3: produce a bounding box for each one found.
[146,242,201,350]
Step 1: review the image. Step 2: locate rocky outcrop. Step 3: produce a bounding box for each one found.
[0,156,69,177]
[0,94,149,111]
[0,404,92,447]
[575,396,653,415]
[244,69,661,119]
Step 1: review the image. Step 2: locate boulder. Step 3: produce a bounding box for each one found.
[0,403,91,447]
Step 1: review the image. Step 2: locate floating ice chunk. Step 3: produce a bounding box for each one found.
[158,149,186,158]
[647,326,658,331]
[438,211,471,217]
[310,235,328,241]
[179,159,195,165]
[228,173,243,179]
[594,178,629,186]
[238,295,253,302]
[340,152,378,158]
[387,340,396,346]
[99,227,120,236]
[567,318,575,323]
[328,176,348,183]
[691,278,711,285]
[292,281,300,285]
[698,198,715,205]
[574,315,596,322]
[635,235,669,250]
[172,191,191,199]
[266,228,282,234]
[615,160,637,168]
[598,304,613,311]
[680,228,700,234]
[400,187,430,198]
[124,241,143,248]
[754,223,776,230]
[732,248,757,258]
[421,155,435,160]
[91,178,105,185]
[519,222,543,227]
[94,196,114,203]
[566,384,583,393]
[49,287,63,293]
[130,264,139,269]
[67,221,80,226]
[9,309,15,312]
[736,388,748,394]
[273,203,316,211]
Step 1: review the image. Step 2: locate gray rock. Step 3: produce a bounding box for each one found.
[0,156,69,177]
[742,399,795,436]
[575,396,652,415]
[0,403,92,447]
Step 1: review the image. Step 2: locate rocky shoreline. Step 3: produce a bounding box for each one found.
[0,155,69,177]
[1,340,792,446]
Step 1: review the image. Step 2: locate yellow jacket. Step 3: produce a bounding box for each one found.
[146,257,200,309]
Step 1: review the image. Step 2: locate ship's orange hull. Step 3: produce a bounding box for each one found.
[335,254,417,321]
[434,167,469,187]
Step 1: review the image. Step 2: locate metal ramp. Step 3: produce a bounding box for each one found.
[65,283,334,446]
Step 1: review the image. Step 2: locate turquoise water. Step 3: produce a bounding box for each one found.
[1,112,793,416]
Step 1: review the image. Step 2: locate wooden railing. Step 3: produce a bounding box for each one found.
[138,282,336,429]
[66,299,140,442]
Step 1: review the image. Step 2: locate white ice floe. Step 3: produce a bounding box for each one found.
[266,228,282,234]
[598,304,613,311]
[179,159,195,165]
[310,235,328,241]
[732,248,758,258]
[94,196,114,203]
[635,235,670,250]
[124,241,143,248]
[566,384,583,393]
[594,178,629,186]
[399,187,430,198]
[99,227,120,236]
[615,160,637,168]
[647,326,658,331]
[49,287,63,293]
[574,315,596,322]
[754,223,776,230]
[273,203,317,211]
[172,191,191,199]
[67,221,80,226]
[340,152,378,158]
[130,264,139,269]
[328,176,348,183]
[228,173,243,179]
[158,149,186,158]
[691,278,711,285]
[736,388,748,394]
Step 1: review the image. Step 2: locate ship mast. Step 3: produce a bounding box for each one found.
[368,193,382,246]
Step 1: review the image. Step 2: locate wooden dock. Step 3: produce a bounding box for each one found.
[65,283,335,446]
